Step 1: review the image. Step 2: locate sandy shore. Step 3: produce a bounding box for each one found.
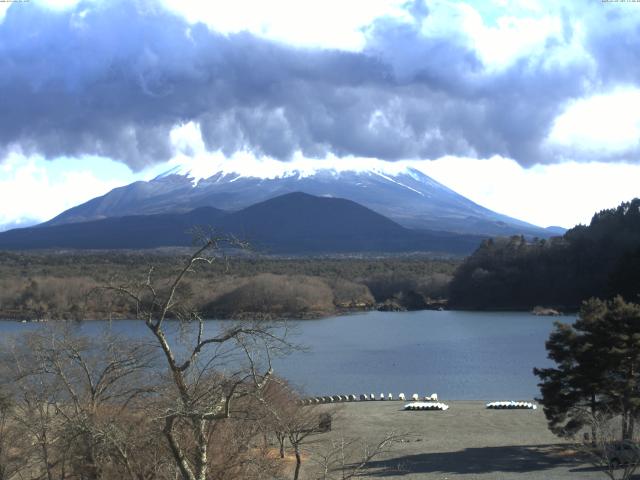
[299,400,623,479]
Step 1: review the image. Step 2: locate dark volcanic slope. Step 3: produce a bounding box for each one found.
[44,168,554,238]
[0,192,484,254]
[0,207,227,250]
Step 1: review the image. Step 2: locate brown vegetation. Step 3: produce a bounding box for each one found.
[0,327,291,480]
[0,243,400,480]
[206,274,344,318]
[0,251,457,320]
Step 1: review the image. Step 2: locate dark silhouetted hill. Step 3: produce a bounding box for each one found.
[0,192,485,254]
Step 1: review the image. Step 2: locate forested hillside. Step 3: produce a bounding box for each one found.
[449,199,640,310]
[0,252,456,320]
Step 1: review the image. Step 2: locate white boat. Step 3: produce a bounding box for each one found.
[486,401,537,410]
[404,401,449,411]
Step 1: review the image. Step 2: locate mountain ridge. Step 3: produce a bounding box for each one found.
[42,166,556,238]
[0,192,485,254]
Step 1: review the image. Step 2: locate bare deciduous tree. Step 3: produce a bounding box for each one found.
[259,380,329,480]
[106,239,292,480]
[0,240,294,480]
[0,387,28,480]
[4,327,159,480]
[577,410,640,480]
[311,432,405,480]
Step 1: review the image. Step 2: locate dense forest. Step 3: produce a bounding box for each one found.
[449,198,640,310]
[6,199,638,319]
[0,252,457,320]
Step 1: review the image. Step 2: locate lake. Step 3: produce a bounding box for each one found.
[0,310,571,400]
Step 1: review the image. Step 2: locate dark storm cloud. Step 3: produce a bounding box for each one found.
[0,0,636,168]
[362,6,602,165]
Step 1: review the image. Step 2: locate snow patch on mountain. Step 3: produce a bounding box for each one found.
[160,154,425,186]
[371,170,425,197]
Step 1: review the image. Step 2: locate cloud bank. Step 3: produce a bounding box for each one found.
[1,0,639,169]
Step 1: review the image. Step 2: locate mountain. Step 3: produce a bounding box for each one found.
[0,192,484,254]
[0,207,226,250]
[544,226,568,235]
[43,166,552,238]
[219,192,484,254]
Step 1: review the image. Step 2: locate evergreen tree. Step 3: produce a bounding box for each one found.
[534,320,601,438]
[450,198,640,310]
[535,297,640,441]
[598,297,640,439]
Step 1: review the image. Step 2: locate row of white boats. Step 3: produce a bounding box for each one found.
[300,392,438,405]
[402,400,538,411]
[300,394,537,411]
[485,401,537,410]
[404,402,450,411]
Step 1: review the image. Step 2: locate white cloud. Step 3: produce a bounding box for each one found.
[413,0,585,71]
[164,121,419,183]
[166,151,420,183]
[17,0,572,66]
[34,0,82,9]
[2,0,639,233]
[5,0,406,50]
[457,3,561,68]
[4,132,640,232]
[163,123,640,229]
[160,0,407,51]
[0,3,10,23]
[546,87,640,158]
[0,152,128,226]
[417,156,640,228]
[1,0,82,21]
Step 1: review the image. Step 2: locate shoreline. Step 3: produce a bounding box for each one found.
[0,306,577,323]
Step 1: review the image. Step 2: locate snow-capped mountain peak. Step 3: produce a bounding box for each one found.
[45,160,551,238]
[159,156,426,186]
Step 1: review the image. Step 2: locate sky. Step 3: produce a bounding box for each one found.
[1,0,640,229]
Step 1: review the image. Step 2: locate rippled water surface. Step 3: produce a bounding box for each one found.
[0,310,572,400]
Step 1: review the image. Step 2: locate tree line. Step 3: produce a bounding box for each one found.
[449,199,640,310]
[0,253,456,320]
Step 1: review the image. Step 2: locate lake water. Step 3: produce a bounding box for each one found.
[0,310,571,400]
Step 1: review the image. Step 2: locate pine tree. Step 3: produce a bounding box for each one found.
[534,320,600,438]
[596,297,640,439]
[535,297,640,441]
